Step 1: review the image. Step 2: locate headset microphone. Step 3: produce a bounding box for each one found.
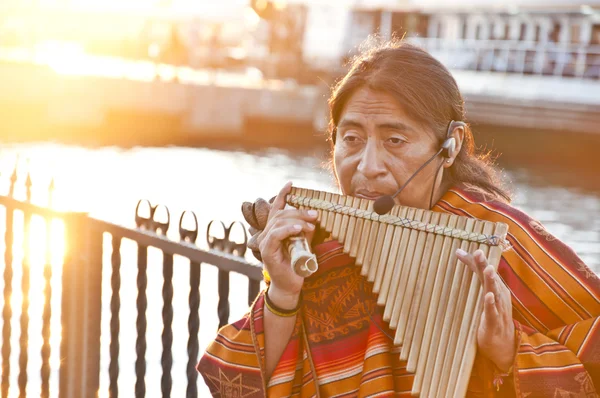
[373,121,463,215]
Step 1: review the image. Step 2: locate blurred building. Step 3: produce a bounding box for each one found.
[0,0,257,68]
[0,0,599,144]
[414,0,600,8]
[247,0,600,83]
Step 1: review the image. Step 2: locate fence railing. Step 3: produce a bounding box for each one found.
[0,166,263,397]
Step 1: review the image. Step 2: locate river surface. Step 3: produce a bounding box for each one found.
[0,142,597,397]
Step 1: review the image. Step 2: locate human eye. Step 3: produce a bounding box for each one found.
[342,132,362,144]
[386,136,407,146]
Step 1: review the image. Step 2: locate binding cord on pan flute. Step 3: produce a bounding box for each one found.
[284,188,509,279]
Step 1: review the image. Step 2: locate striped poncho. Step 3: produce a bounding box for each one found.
[198,186,600,397]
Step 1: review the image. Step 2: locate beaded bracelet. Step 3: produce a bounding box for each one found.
[264,288,301,317]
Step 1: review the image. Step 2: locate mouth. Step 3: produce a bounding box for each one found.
[355,190,385,200]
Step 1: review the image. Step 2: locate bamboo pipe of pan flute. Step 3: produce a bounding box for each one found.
[286,236,318,278]
[286,187,319,278]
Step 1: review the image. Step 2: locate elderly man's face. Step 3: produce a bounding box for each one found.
[333,87,444,209]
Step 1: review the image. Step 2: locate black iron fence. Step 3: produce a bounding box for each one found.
[0,166,263,397]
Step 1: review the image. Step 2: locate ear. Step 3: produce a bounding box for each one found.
[444,122,465,168]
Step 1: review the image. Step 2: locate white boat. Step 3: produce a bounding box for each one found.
[261,0,600,134]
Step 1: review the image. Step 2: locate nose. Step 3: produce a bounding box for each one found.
[357,139,387,179]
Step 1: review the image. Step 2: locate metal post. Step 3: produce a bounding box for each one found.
[59,213,103,398]
[42,177,56,398]
[217,271,230,329]
[18,206,32,396]
[161,252,174,397]
[109,236,122,398]
[186,261,200,398]
[135,244,148,398]
[248,280,261,307]
[1,202,14,398]
[2,165,18,397]
[180,211,200,398]
[41,213,52,398]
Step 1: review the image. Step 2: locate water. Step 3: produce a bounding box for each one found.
[0,142,598,397]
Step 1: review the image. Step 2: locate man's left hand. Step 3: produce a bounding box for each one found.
[456,248,516,372]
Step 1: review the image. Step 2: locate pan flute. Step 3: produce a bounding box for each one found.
[285,187,509,397]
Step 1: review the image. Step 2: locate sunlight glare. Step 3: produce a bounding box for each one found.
[50,219,66,268]
[244,6,261,27]
[274,0,287,10]
[34,41,87,76]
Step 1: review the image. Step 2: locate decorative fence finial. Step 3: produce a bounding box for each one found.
[151,205,170,235]
[135,199,154,229]
[25,172,32,204]
[179,211,199,243]
[135,202,249,256]
[9,161,17,198]
[206,221,248,257]
[206,221,227,252]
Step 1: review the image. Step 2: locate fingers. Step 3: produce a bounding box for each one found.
[483,263,506,311]
[244,183,294,242]
[483,263,499,316]
[248,233,260,252]
[261,208,318,243]
[270,182,293,215]
[456,249,489,283]
[270,208,319,223]
[473,249,487,279]
[259,223,313,255]
[482,261,500,330]
[484,291,499,329]
[250,183,320,263]
[267,216,316,234]
[456,248,479,280]
[248,234,262,261]
[254,198,271,228]
[256,209,318,249]
[241,201,258,229]
[457,248,509,330]
[242,197,273,231]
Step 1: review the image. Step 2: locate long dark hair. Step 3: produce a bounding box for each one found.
[328,38,512,203]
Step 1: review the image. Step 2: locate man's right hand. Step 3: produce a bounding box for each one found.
[253,182,317,307]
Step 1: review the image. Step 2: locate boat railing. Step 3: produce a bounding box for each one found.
[408,37,600,79]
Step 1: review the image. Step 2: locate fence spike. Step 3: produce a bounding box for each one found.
[179,211,199,243]
[151,204,170,235]
[135,199,153,229]
[9,162,17,198]
[227,221,248,257]
[206,220,227,251]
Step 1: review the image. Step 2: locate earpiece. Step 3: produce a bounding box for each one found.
[440,137,456,159]
[441,120,465,159]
